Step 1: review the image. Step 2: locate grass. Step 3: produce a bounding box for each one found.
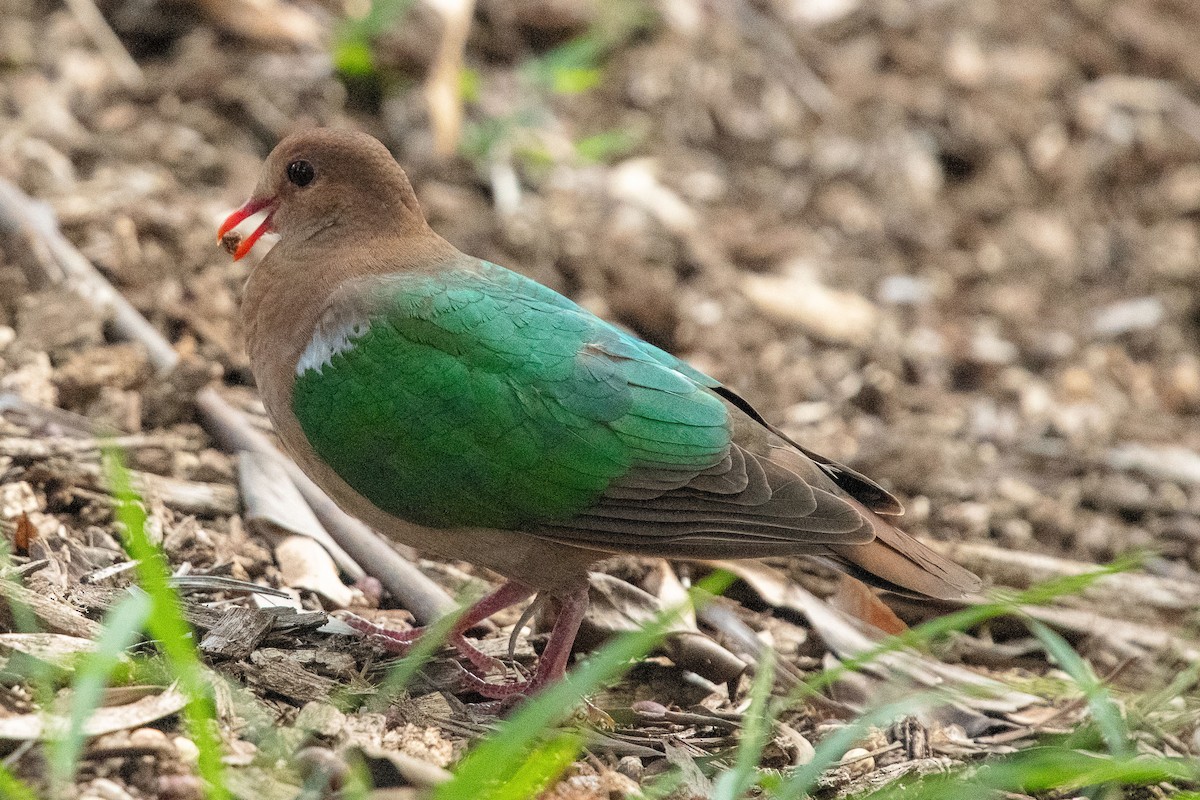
[331,0,648,171]
[785,553,1143,707]
[713,649,776,800]
[48,590,152,785]
[101,450,229,800]
[0,765,38,800]
[459,12,649,175]
[436,570,737,800]
[859,749,1198,800]
[427,553,1197,800]
[0,451,229,797]
[333,0,415,81]
[355,596,472,714]
[1,452,1192,798]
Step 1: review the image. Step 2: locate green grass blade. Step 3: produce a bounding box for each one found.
[713,650,775,800]
[771,690,952,800]
[103,449,229,800]
[435,620,679,798]
[575,130,638,164]
[334,0,416,77]
[486,732,583,800]
[437,571,735,800]
[782,556,1142,711]
[0,764,38,800]
[986,748,1199,793]
[634,769,686,800]
[1025,619,1130,757]
[360,597,472,713]
[863,747,1200,799]
[49,590,153,784]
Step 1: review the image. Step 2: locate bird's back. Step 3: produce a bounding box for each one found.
[284,258,980,599]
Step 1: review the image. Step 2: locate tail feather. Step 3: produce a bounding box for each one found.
[824,497,981,600]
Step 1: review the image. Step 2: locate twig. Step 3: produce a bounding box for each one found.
[0,580,103,639]
[1018,604,1200,662]
[0,394,97,437]
[424,0,477,156]
[76,460,240,517]
[0,177,455,625]
[61,0,145,90]
[730,0,835,117]
[0,180,178,371]
[697,600,856,716]
[716,560,1043,714]
[922,539,1200,622]
[0,433,198,459]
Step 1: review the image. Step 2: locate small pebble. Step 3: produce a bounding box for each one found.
[158,775,205,800]
[840,747,875,777]
[84,778,135,800]
[877,275,933,306]
[742,267,880,347]
[296,746,349,791]
[616,755,644,782]
[1091,297,1163,338]
[776,721,816,766]
[172,736,199,765]
[129,727,168,748]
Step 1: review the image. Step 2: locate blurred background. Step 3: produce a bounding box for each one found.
[3,0,1198,570]
[1,0,1200,794]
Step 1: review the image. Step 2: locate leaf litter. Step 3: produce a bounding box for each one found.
[0,0,1199,796]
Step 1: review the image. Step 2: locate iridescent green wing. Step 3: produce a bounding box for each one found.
[293,262,870,550]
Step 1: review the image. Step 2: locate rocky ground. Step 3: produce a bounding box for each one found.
[0,0,1199,797]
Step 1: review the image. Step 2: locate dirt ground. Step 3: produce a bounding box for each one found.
[1,0,1199,797]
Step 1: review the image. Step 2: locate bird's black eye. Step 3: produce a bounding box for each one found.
[287,160,315,187]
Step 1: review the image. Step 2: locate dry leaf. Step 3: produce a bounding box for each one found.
[13,512,34,552]
[580,573,745,684]
[0,685,188,740]
[829,574,908,635]
[275,536,354,608]
[240,451,360,591]
[716,560,1041,714]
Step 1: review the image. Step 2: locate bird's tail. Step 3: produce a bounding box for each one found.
[822,497,981,600]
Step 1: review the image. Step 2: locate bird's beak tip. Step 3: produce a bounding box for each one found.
[218,196,277,261]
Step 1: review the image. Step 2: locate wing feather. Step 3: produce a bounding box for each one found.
[297,263,979,597]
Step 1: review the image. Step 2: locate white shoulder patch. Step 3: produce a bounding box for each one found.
[296,310,373,376]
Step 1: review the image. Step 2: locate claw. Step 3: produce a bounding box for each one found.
[342,581,589,710]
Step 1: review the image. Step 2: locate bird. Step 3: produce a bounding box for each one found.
[219,128,981,700]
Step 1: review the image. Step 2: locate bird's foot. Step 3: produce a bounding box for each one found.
[457,672,614,727]
[456,587,592,709]
[456,667,544,713]
[448,632,507,675]
[341,612,506,676]
[340,612,422,651]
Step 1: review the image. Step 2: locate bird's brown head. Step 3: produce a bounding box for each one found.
[218,129,426,261]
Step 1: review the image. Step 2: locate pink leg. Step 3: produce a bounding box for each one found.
[456,587,589,701]
[344,581,535,674]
